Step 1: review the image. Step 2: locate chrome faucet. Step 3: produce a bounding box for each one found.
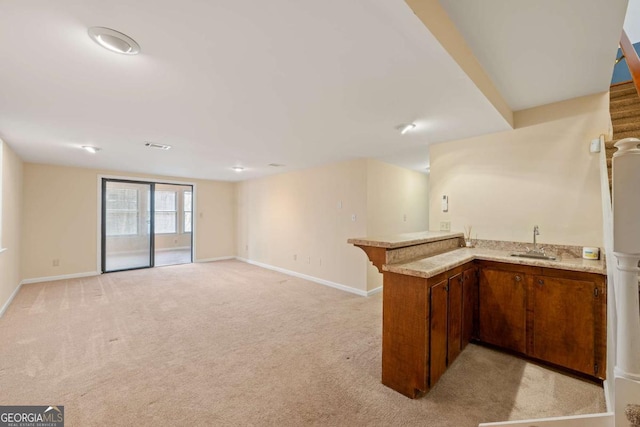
[528,225,544,255]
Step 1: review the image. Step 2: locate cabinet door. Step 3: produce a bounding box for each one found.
[448,273,463,364]
[429,279,448,387]
[479,268,527,354]
[532,275,597,376]
[461,267,478,349]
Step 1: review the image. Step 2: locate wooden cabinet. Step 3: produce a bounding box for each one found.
[461,267,478,349]
[531,275,605,377]
[447,273,463,365]
[429,269,473,387]
[381,272,429,398]
[381,262,475,398]
[478,267,527,354]
[429,279,448,387]
[477,261,606,379]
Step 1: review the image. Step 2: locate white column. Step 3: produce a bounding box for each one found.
[613,253,640,380]
[613,138,640,426]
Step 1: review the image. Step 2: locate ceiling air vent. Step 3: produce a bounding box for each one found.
[145,142,172,150]
[268,163,285,167]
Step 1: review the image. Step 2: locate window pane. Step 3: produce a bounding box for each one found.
[106,188,138,210]
[183,190,192,233]
[106,212,138,236]
[184,191,192,211]
[155,191,176,211]
[184,212,192,233]
[155,212,176,234]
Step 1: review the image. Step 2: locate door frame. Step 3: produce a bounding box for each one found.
[97,174,197,274]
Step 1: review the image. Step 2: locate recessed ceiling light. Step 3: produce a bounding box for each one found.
[268,163,286,167]
[232,166,245,172]
[88,27,140,55]
[81,146,101,154]
[144,142,172,150]
[398,123,416,135]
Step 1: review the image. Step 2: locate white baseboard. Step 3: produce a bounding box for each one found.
[603,379,612,413]
[195,256,235,263]
[479,412,613,427]
[236,257,374,297]
[21,271,100,285]
[0,281,23,318]
[367,286,383,296]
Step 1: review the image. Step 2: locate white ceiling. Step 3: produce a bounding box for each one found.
[0,0,627,181]
[439,0,629,111]
[625,0,640,43]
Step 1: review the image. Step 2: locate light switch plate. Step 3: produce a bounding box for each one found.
[440,221,451,232]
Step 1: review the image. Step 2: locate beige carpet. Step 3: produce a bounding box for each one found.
[0,260,606,426]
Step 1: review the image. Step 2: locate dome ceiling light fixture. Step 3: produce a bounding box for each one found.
[88,27,140,55]
[232,166,245,172]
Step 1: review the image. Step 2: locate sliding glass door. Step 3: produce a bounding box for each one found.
[102,180,153,272]
[102,179,194,273]
[154,184,193,266]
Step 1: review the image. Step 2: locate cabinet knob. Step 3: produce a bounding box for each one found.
[537,279,544,286]
[514,275,522,282]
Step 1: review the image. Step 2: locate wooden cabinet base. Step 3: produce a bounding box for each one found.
[381,263,476,398]
[378,257,605,399]
[381,272,429,398]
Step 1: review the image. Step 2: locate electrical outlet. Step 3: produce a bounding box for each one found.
[307,256,311,264]
[351,214,357,222]
[403,214,407,222]
[440,221,451,232]
[52,259,60,267]
[293,254,297,261]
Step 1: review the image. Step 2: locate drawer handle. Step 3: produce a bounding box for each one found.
[514,275,522,282]
[538,279,544,285]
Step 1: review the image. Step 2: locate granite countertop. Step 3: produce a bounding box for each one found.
[347,231,464,249]
[383,247,606,279]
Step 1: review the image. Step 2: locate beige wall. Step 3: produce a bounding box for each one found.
[0,141,24,311]
[22,164,236,280]
[366,159,430,289]
[237,159,369,291]
[429,93,611,247]
[237,158,430,293]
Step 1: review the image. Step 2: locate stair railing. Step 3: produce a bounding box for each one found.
[620,29,640,95]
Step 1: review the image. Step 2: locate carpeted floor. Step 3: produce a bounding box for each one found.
[0,260,606,426]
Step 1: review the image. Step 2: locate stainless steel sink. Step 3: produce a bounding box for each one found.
[510,252,556,260]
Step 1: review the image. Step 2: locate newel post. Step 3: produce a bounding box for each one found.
[613,137,640,426]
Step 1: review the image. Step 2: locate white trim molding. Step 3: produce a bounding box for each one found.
[479,412,613,427]
[236,257,376,297]
[366,286,383,296]
[195,256,236,263]
[0,280,22,318]
[21,271,100,285]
